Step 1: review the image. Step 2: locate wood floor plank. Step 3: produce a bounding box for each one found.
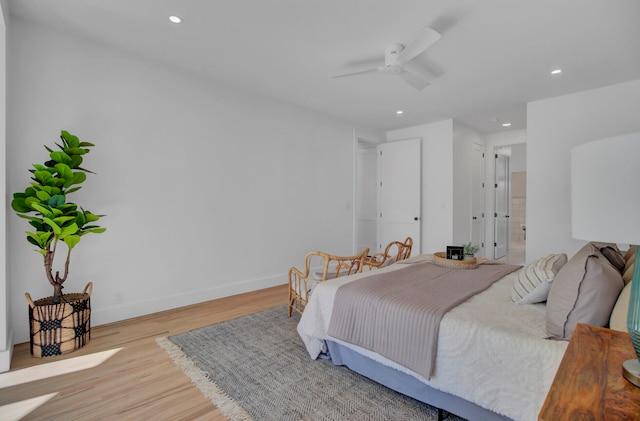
[2,284,288,420]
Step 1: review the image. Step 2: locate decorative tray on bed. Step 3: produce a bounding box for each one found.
[432,252,478,269]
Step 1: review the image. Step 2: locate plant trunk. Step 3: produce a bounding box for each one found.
[52,283,63,304]
[44,244,68,304]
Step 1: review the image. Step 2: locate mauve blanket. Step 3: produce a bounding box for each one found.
[326,261,520,379]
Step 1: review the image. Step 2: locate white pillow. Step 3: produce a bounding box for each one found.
[511,253,568,304]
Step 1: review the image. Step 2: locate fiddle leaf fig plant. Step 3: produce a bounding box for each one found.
[11,130,106,304]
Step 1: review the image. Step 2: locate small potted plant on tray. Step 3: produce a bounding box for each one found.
[11,130,106,357]
[463,242,479,261]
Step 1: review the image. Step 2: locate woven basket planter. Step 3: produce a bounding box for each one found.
[25,282,92,358]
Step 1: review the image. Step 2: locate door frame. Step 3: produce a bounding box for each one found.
[494,149,510,259]
[353,131,383,254]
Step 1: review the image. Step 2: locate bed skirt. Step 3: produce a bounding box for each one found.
[326,340,512,421]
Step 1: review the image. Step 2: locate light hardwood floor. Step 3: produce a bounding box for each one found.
[1,284,288,420]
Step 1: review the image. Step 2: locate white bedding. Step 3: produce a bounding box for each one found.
[297,258,568,421]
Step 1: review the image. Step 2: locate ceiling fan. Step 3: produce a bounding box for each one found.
[332,27,441,91]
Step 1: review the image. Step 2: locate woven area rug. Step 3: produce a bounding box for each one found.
[156,306,465,421]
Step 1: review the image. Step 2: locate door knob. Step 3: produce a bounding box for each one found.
[414,217,419,221]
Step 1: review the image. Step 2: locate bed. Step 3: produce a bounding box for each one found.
[297,244,633,421]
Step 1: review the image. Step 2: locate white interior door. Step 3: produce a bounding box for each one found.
[494,152,510,259]
[377,138,421,254]
[471,142,485,257]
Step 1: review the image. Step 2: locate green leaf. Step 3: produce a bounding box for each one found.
[35,185,56,195]
[18,213,43,221]
[71,172,87,185]
[54,163,73,178]
[84,212,101,222]
[75,211,86,227]
[36,190,51,201]
[63,234,81,249]
[49,151,72,165]
[53,215,75,226]
[58,222,79,239]
[11,196,30,213]
[65,186,82,194]
[61,130,80,148]
[65,147,89,156]
[79,142,95,147]
[75,166,96,174]
[24,196,40,208]
[59,203,78,213]
[30,202,54,218]
[82,227,106,234]
[48,195,66,208]
[33,170,53,184]
[26,235,41,248]
[28,220,43,230]
[70,155,83,169]
[42,217,62,234]
[26,231,52,249]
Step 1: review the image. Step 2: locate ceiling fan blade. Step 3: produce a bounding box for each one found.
[403,60,438,82]
[331,68,379,78]
[400,71,430,91]
[397,27,441,63]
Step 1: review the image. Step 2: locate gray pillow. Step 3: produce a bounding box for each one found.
[546,243,625,340]
[600,245,626,273]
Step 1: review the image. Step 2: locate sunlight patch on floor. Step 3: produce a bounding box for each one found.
[0,347,122,388]
[0,393,58,421]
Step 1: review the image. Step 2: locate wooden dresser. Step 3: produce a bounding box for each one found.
[539,323,640,420]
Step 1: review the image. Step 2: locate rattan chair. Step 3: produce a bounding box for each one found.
[363,237,413,270]
[288,247,369,316]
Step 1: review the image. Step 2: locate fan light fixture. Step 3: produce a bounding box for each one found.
[396,110,404,115]
[169,16,182,24]
[551,69,563,75]
[501,122,512,127]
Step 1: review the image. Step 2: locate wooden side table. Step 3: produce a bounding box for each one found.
[539,323,640,420]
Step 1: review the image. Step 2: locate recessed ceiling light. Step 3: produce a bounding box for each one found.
[169,16,182,24]
[396,110,404,115]
[550,69,563,75]
[501,122,512,127]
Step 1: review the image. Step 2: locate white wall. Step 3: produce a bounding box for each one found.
[6,18,359,344]
[0,2,10,372]
[509,143,526,172]
[527,79,640,261]
[387,120,454,254]
[452,122,485,248]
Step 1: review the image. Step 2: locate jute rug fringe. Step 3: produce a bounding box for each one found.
[155,337,254,421]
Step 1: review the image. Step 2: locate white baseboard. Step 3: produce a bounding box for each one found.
[91,273,286,328]
[0,329,14,373]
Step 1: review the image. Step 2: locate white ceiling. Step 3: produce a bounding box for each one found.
[7,0,640,134]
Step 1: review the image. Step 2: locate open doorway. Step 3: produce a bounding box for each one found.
[355,138,379,254]
[492,143,526,264]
